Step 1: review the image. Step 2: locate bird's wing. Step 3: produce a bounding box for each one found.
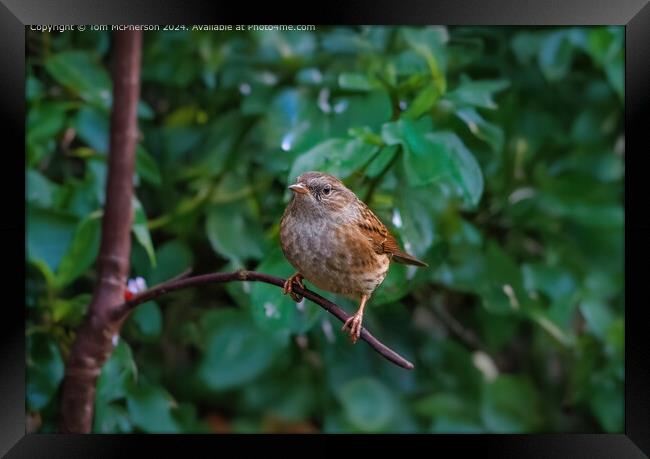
[356,200,428,267]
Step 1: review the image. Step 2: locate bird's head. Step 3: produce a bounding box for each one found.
[288,171,355,216]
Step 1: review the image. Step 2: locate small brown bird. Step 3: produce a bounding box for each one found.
[280,171,428,343]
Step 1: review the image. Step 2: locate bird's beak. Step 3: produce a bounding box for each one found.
[288,183,309,195]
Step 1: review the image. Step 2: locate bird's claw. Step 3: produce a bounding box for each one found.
[282,273,304,303]
[341,313,363,344]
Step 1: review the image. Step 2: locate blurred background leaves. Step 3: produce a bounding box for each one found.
[26,25,623,433]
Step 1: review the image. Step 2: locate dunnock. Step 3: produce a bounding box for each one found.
[280,171,427,343]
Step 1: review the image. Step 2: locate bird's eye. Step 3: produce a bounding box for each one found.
[322,185,332,195]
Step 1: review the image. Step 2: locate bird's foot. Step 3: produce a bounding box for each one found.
[282,272,305,302]
[341,311,364,344]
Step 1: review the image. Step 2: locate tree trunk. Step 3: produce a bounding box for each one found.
[59,30,142,433]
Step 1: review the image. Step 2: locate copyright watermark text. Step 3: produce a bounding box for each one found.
[29,24,317,33]
[29,25,162,32]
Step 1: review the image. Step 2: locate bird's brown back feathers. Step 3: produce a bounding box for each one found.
[355,198,428,267]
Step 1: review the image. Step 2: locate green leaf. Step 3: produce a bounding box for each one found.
[128,301,163,342]
[296,67,325,86]
[26,102,68,165]
[402,27,448,94]
[328,90,393,136]
[132,197,156,267]
[289,138,380,183]
[96,339,137,404]
[403,84,441,119]
[74,105,109,152]
[585,27,622,66]
[27,207,78,272]
[263,88,324,154]
[420,340,483,396]
[348,126,384,146]
[404,131,483,207]
[205,203,267,265]
[321,28,376,55]
[241,368,317,421]
[338,73,378,91]
[605,318,624,358]
[26,333,64,411]
[172,402,209,432]
[86,158,108,207]
[538,31,574,82]
[393,51,429,81]
[365,145,398,177]
[136,146,162,186]
[589,376,623,432]
[549,151,624,183]
[371,264,410,306]
[264,88,391,158]
[579,297,614,340]
[338,378,398,432]
[191,111,244,174]
[27,74,44,101]
[603,54,624,101]
[511,32,544,64]
[56,212,102,287]
[138,101,155,120]
[26,170,59,208]
[30,259,57,292]
[426,132,483,207]
[93,403,133,433]
[535,193,623,229]
[142,31,201,87]
[384,118,442,187]
[249,248,322,334]
[393,186,437,258]
[52,293,91,327]
[432,417,486,433]
[480,241,525,314]
[255,29,316,61]
[415,392,484,433]
[522,263,576,303]
[45,51,112,108]
[481,375,541,432]
[385,118,484,207]
[477,308,522,352]
[455,107,504,153]
[198,310,281,390]
[443,77,509,110]
[126,384,182,433]
[162,125,204,160]
[146,240,193,286]
[381,117,426,146]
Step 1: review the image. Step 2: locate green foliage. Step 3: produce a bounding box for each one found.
[26,333,64,411]
[197,310,284,390]
[26,26,623,433]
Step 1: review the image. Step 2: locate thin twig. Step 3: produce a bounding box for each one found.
[112,270,415,370]
[432,301,487,353]
[163,267,194,284]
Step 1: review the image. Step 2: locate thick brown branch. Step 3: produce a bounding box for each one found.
[59,31,142,433]
[113,270,415,370]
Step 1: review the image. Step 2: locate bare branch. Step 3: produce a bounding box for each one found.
[113,270,415,370]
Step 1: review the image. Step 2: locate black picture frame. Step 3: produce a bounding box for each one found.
[6,0,649,456]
